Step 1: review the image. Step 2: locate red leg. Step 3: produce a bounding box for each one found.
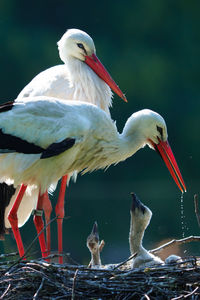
[8,184,27,258]
[33,193,47,259]
[42,191,52,257]
[55,175,68,264]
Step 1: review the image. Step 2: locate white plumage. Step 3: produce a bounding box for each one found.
[0,99,153,189]
[0,98,117,191]
[0,98,185,195]
[17,28,126,112]
[3,29,126,261]
[0,97,185,259]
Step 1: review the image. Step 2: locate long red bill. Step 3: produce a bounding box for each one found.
[151,138,186,193]
[85,53,127,102]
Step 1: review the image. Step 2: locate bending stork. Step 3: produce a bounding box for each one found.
[0,98,186,260]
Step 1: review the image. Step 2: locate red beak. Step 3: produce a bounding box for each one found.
[150,138,186,193]
[85,53,127,102]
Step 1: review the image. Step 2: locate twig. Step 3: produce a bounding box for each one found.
[33,277,45,300]
[0,283,11,299]
[184,286,199,298]
[24,215,58,259]
[113,252,137,270]
[141,287,154,300]
[171,295,184,300]
[71,269,79,300]
[4,216,58,275]
[0,253,18,259]
[150,236,200,254]
[194,194,200,227]
[171,287,199,300]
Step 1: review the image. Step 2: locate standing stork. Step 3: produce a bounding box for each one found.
[0,98,186,260]
[2,29,126,262]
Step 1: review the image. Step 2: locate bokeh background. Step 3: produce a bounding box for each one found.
[0,0,199,264]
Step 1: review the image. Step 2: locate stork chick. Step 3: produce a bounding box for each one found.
[87,222,105,268]
[129,193,164,268]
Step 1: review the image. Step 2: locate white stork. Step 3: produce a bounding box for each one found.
[2,29,126,262]
[0,97,186,260]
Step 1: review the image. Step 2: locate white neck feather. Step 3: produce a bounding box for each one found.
[81,112,149,174]
[66,57,113,115]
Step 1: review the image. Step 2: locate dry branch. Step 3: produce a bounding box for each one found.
[150,235,200,254]
[194,194,200,227]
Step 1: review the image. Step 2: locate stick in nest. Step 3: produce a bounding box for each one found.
[71,269,79,300]
[33,277,45,300]
[113,252,137,270]
[4,216,58,275]
[150,235,200,254]
[194,194,200,227]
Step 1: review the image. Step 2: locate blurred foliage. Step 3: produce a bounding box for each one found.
[0,0,199,263]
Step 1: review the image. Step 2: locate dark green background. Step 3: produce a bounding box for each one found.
[0,0,199,264]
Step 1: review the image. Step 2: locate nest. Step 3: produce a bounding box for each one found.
[0,254,200,300]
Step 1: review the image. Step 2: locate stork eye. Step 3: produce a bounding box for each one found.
[157,126,163,138]
[77,43,84,49]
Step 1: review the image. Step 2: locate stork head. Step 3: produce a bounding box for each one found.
[130,192,152,232]
[87,222,105,251]
[57,29,127,102]
[86,221,100,254]
[124,109,186,193]
[124,109,167,143]
[58,29,95,62]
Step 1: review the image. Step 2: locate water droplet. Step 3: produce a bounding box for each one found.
[180,193,188,238]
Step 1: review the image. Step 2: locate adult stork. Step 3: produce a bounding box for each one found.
[0,97,186,260]
[2,29,127,262]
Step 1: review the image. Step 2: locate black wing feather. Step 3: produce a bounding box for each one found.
[0,128,75,158]
[0,101,14,113]
[41,138,75,159]
[0,129,44,154]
